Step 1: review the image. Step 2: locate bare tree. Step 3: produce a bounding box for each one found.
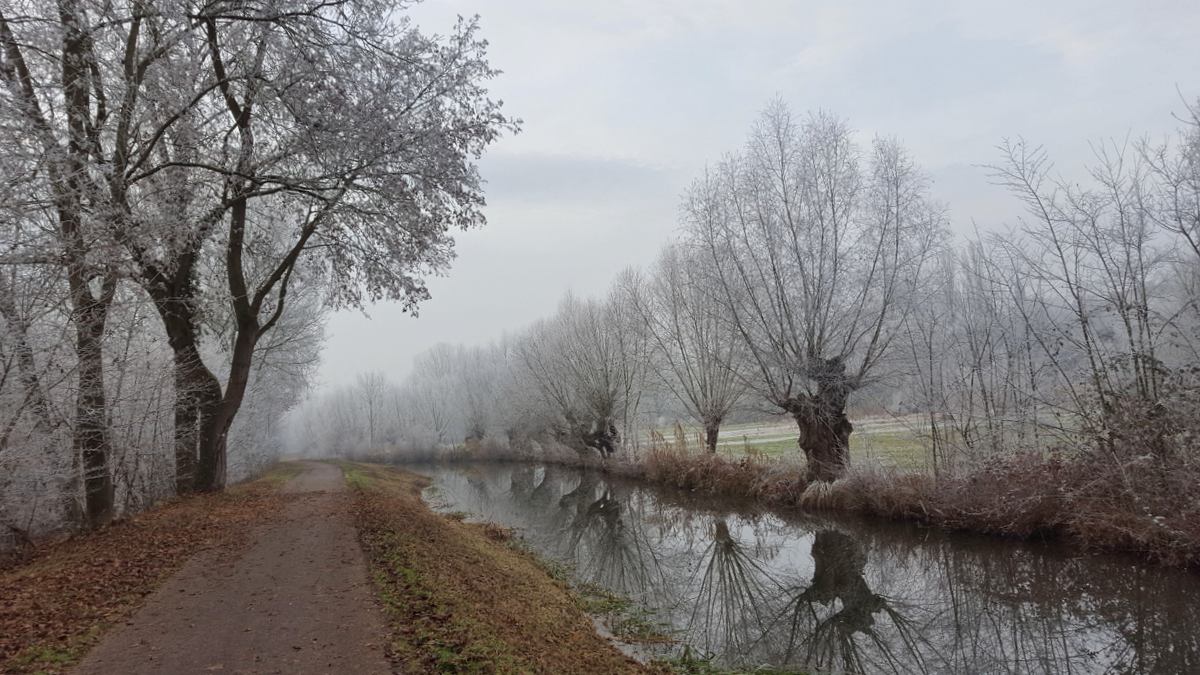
[458,346,498,443]
[356,372,388,449]
[406,345,463,447]
[517,293,648,458]
[987,137,1180,456]
[624,245,746,452]
[1144,98,1200,265]
[686,103,944,480]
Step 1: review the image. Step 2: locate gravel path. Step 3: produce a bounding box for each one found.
[75,462,391,674]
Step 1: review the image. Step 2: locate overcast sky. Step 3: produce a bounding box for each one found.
[315,0,1200,389]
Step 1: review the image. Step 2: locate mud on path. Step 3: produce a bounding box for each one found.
[75,462,391,675]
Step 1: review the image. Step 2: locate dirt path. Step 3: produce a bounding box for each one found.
[74,462,391,674]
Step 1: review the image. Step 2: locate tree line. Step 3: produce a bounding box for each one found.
[0,0,514,539]
[295,97,1200,485]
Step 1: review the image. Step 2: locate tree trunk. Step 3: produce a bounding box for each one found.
[72,289,114,528]
[55,0,116,528]
[704,419,721,454]
[579,417,619,458]
[172,364,199,492]
[786,364,855,482]
[196,409,229,492]
[138,279,230,495]
[171,344,223,493]
[790,401,853,482]
[195,324,258,491]
[140,270,224,495]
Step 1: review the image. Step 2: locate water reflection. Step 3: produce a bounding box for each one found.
[771,531,928,673]
[690,518,774,659]
[420,464,1200,674]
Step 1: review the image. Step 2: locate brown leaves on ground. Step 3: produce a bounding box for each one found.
[0,468,294,674]
[345,463,645,674]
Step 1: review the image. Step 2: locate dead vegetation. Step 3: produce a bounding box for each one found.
[641,445,1200,567]
[0,464,296,674]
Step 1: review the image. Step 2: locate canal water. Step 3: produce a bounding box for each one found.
[415,462,1199,674]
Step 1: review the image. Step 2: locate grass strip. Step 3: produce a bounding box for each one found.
[341,462,646,673]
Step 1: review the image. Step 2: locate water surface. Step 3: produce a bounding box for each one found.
[416,463,1199,674]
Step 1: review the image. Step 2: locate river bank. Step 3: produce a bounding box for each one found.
[416,461,1200,673]
[3,462,670,674]
[365,439,1200,568]
[341,462,648,672]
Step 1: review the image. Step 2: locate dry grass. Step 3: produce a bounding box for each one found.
[0,463,297,674]
[635,426,1200,567]
[342,462,645,674]
[819,453,1200,566]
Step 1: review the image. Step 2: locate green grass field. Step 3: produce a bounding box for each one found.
[648,416,933,470]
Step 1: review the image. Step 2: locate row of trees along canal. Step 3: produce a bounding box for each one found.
[0,0,515,538]
[296,98,1200,485]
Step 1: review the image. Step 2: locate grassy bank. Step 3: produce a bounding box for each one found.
[342,462,647,673]
[0,463,298,674]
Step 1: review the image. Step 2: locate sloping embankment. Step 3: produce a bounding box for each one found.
[343,462,646,673]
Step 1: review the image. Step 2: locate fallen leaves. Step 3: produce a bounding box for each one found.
[0,470,293,674]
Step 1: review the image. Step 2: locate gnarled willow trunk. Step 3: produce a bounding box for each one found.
[580,418,619,458]
[785,360,855,482]
[557,412,620,458]
[790,400,853,482]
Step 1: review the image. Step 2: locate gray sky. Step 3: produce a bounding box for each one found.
[316,0,1200,388]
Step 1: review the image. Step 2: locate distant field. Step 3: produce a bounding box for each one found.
[645,415,933,470]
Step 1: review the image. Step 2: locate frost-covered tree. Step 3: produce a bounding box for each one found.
[517,292,649,458]
[0,0,515,492]
[0,1,130,524]
[161,3,512,490]
[624,245,746,452]
[686,103,945,480]
[0,0,513,540]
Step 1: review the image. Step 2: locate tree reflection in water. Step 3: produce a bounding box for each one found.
[421,464,1200,674]
[687,518,775,658]
[563,482,668,598]
[463,465,490,501]
[771,530,928,673]
[557,472,599,515]
[528,466,559,506]
[509,465,535,497]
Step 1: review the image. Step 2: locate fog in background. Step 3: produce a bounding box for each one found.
[318,0,1200,387]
